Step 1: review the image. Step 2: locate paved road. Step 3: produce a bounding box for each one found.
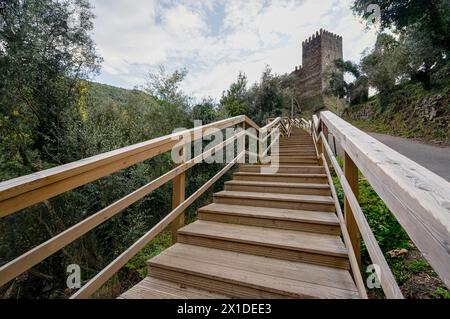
[369,133,450,182]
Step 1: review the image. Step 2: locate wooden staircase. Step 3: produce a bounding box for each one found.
[119,127,360,299]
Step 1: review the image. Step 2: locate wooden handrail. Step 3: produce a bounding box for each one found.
[262,117,281,132]
[318,132,403,299]
[0,114,281,298]
[0,130,246,287]
[71,151,245,299]
[296,115,403,298]
[320,153,368,299]
[320,111,450,288]
[0,116,258,218]
[299,109,450,295]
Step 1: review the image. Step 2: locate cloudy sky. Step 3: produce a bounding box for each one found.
[90,0,377,100]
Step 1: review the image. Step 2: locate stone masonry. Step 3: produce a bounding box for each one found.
[292,29,343,108]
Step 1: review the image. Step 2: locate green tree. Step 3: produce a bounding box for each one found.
[353,0,450,90]
[353,0,450,52]
[360,33,403,107]
[0,0,104,299]
[246,66,286,124]
[328,59,368,105]
[219,72,248,117]
[0,0,101,172]
[192,98,218,124]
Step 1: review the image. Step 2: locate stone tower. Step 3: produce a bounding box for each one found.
[292,29,343,109]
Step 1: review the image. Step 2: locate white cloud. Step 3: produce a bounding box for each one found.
[91,0,377,100]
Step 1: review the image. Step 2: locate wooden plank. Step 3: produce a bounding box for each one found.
[0,116,246,217]
[0,142,176,217]
[344,152,361,266]
[160,243,353,290]
[119,277,228,299]
[0,131,245,288]
[214,191,334,205]
[178,234,349,270]
[321,110,450,289]
[233,172,328,183]
[178,220,348,256]
[239,165,325,174]
[214,191,335,212]
[70,151,244,299]
[224,180,331,196]
[198,212,341,235]
[171,146,185,244]
[319,131,403,299]
[149,244,359,299]
[320,153,368,298]
[198,203,339,225]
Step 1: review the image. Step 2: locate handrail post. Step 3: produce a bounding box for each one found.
[171,145,186,244]
[238,122,246,164]
[321,125,328,154]
[344,152,361,266]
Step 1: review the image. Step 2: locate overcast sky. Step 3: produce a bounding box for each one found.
[90,0,377,100]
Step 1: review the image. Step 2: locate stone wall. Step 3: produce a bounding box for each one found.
[293,29,343,109]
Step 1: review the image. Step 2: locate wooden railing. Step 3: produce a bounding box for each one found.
[296,111,450,298]
[0,115,282,298]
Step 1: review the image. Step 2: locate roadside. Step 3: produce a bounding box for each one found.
[369,132,450,182]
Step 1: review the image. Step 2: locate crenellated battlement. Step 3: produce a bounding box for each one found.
[302,29,342,46]
[293,28,344,105]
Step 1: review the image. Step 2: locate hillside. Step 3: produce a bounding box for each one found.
[85,81,153,109]
[342,83,450,146]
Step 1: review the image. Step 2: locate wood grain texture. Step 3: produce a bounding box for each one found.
[0,116,246,217]
[344,152,361,266]
[70,152,244,299]
[0,130,245,288]
[319,131,403,299]
[321,110,450,289]
[148,244,359,299]
[320,153,368,298]
[119,277,229,299]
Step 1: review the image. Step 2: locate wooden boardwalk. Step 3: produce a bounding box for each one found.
[2,114,448,298]
[120,127,360,299]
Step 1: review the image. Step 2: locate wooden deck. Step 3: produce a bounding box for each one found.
[120,127,360,299]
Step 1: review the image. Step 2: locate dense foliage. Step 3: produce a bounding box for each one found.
[327,0,450,110]
[0,0,448,299]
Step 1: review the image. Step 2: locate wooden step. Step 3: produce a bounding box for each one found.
[270,155,318,161]
[233,172,327,183]
[276,149,316,153]
[279,143,314,146]
[264,163,322,168]
[198,203,340,234]
[225,180,331,196]
[178,220,348,268]
[270,158,319,164]
[272,150,317,154]
[276,144,314,147]
[279,143,312,145]
[213,191,335,212]
[148,244,358,299]
[239,165,325,174]
[118,277,229,299]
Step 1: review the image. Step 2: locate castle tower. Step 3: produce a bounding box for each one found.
[295,29,343,108]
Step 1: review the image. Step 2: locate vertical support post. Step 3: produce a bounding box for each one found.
[238,122,246,163]
[321,123,328,156]
[344,152,361,266]
[171,145,185,244]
